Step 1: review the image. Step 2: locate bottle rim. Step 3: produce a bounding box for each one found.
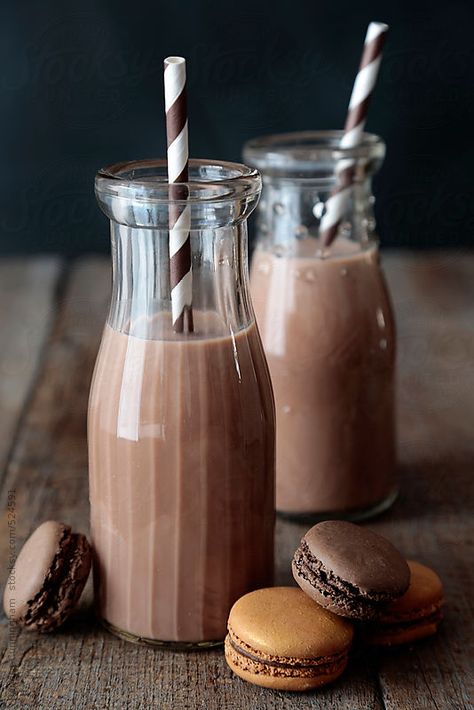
[95,158,261,205]
[243,130,385,178]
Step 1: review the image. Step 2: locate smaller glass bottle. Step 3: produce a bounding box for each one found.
[245,131,397,521]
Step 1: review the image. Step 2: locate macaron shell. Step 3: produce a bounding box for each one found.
[378,561,444,621]
[3,521,69,621]
[225,645,348,691]
[366,561,444,646]
[227,587,353,659]
[302,521,410,596]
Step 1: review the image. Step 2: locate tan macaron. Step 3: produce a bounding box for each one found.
[225,587,354,691]
[366,560,444,646]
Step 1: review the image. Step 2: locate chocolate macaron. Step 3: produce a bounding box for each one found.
[225,587,354,691]
[366,560,444,646]
[292,521,410,620]
[3,521,91,632]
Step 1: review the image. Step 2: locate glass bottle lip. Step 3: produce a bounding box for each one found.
[243,130,385,179]
[95,158,261,205]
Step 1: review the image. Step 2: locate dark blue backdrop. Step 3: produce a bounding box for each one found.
[1,0,472,255]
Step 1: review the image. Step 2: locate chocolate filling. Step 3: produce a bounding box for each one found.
[227,632,347,675]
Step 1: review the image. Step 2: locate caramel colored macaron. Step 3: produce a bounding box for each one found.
[225,587,354,691]
[292,521,410,620]
[366,560,444,646]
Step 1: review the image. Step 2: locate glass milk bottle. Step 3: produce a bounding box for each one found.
[245,131,397,521]
[88,159,275,647]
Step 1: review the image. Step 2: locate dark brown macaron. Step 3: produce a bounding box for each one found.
[292,521,410,620]
[3,521,91,632]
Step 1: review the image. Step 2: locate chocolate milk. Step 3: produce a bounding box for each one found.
[250,237,396,516]
[88,313,275,642]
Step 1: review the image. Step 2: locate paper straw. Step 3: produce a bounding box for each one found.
[164,56,193,332]
[320,22,388,247]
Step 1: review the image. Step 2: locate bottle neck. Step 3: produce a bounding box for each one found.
[255,174,378,253]
[108,222,255,339]
[94,158,262,338]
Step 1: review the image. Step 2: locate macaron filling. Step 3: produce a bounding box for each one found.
[226,628,349,678]
[293,540,395,618]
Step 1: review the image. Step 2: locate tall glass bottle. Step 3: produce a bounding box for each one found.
[245,131,397,521]
[89,159,275,647]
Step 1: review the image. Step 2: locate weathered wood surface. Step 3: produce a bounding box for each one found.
[0,258,61,475]
[0,253,473,710]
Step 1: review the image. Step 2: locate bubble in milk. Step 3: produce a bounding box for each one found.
[340,268,348,276]
[273,202,285,215]
[304,270,316,283]
[291,268,301,279]
[282,405,292,415]
[379,339,388,350]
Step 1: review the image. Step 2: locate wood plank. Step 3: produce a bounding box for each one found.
[0,253,473,709]
[0,258,62,477]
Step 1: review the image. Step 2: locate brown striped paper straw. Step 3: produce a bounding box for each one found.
[320,22,388,247]
[164,56,193,332]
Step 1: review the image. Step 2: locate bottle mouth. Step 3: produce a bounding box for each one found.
[96,158,261,205]
[243,130,385,179]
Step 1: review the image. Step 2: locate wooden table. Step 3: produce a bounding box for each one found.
[0,253,473,710]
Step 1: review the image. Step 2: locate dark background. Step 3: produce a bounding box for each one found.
[1,0,472,255]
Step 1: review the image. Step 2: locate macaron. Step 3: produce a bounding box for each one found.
[292,521,410,620]
[225,586,354,691]
[365,560,444,646]
[3,521,92,632]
